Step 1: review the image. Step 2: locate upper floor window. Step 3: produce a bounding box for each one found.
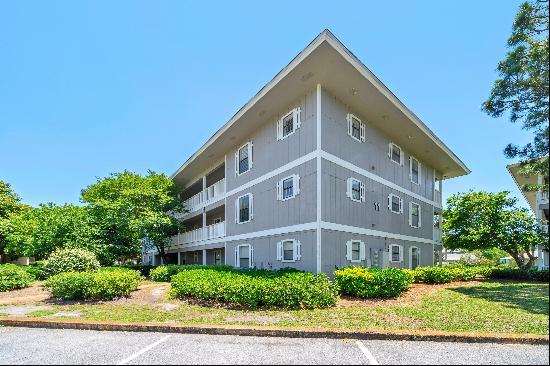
[389,244,403,262]
[409,156,421,185]
[347,113,365,142]
[345,240,366,263]
[277,107,301,140]
[235,244,253,268]
[277,174,300,201]
[235,142,253,176]
[346,178,365,203]
[388,193,403,214]
[277,239,302,262]
[235,193,253,224]
[388,143,404,165]
[409,202,421,228]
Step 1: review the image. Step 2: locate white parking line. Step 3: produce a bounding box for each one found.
[356,340,380,365]
[116,335,172,365]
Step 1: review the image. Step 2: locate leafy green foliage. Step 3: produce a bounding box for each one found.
[483,1,549,183]
[23,260,48,280]
[334,267,413,298]
[44,268,142,300]
[443,191,547,269]
[81,171,184,263]
[42,248,100,278]
[488,267,549,282]
[170,267,338,309]
[0,180,27,260]
[150,264,233,282]
[0,264,33,292]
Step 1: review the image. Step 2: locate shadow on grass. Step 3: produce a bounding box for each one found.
[449,282,549,315]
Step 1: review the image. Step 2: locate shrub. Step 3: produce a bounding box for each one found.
[170,268,338,309]
[488,267,549,282]
[42,248,100,278]
[23,260,47,280]
[334,267,413,298]
[44,268,143,301]
[150,264,233,282]
[412,266,455,284]
[0,264,34,292]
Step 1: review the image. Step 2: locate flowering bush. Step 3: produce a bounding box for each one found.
[334,267,413,298]
[42,248,100,277]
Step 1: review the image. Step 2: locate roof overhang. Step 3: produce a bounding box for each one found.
[507,163,538,212]
[171,30,470,187]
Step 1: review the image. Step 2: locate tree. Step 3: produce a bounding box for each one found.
[482,0,549,190]
[1,203,104,260]
[443,191,547,270]
[0,180,27,262]
[81,171,184,263]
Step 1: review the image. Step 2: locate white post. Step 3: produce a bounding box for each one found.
[178,252,182,265]
[202,249,207,265]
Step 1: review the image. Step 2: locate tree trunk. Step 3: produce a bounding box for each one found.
[508,249,535,271]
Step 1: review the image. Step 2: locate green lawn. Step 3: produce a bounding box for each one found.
[23,281,549,335]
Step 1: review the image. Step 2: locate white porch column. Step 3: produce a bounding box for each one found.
[202,249,207,265]
[178,252,182,265]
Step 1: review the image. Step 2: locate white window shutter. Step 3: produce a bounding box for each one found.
[360,122,366,142]
[294,174,300,195]
[400,149,404,166]
[418,162,422,183]
[276,180,282,201]
[295,240,301,261]
[250,245,254,266]
[399,197,403,213]
[347,114,352,137]
[360,242,366,261]
[249,142,253,169]
[295,107,301,129]
[388,143,392,158]
[387,194,392,210]
[409,157,412,180]
[276,118,283,141]
[234,151,239,176]
[346,178,351,198]
[360,182,366,202]
[235,198,239,223]
[277,241,283,261]
[345,241,352,261]
[400,246,404,262]
[249,194,254,220]
[235,246,239,267]
[418,205,422,228]
[408,202,413,226]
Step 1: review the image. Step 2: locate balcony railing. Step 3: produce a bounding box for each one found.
[180,178,226,216]
[178,221,225,245]
[541,190,549,201]
[433,228,443,243]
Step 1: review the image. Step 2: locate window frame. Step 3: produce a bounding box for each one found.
[346,177,365,203]
[235,244,253,268]
[388,142,404,165]
[345,240,366,263]
[276,239,302,262]
[193,251,199,263]
[277,174,300,201]
[388,193,403,214]
[276,107,301,141]
[409,202,422,228]
[409,246,420,269]
[409,156,421,185]
[347,113,365,142]
[389,244,403,263]
[235,193,254,224]
[235,142,253,176]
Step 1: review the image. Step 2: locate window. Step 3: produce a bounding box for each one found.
[409,246,420,269]
[388,194,403,214]
[277,174,300,201]
[214,249,223,265]
[346,178,365,202]
[235,142,253,176]
[277,108,301,140]
[409,202,421,228]
[235,193,253,224]
[409,156,421,185]
[235,244,253,268]
[347,113,365,142]
[277,239,302,262]
[193,251,199,263]
[389,244,403,262]
[346,240,366,263]
[388,143,403,165]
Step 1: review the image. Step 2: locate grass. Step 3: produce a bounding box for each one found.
[18,280,548,335]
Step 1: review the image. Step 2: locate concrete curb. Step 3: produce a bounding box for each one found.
[1,317,548,345]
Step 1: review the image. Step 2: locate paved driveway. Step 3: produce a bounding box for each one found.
[0,326,548,365]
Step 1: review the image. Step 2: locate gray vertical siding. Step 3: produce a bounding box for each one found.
[321,88,436,201]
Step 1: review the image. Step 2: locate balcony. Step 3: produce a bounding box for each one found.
[178,221,225,245]
[177,178,226,218]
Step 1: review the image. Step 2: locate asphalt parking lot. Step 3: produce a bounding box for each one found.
[0,326,548,365]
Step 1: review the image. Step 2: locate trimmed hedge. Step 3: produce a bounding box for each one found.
[488,267,549,282]
[150,264,233,282]
[0,264,34,292]
[42,248,100,278]
[334,267,414,298]
[170,267,338,309]
[44,268,143,301]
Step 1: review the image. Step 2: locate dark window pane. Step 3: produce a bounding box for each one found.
[239,196,249,222]
[282,114,294,137]
[239,146,249,174]
[282,178,294,199]
[392,196,400,212]
[352,180,361,200]
[352,119,361,140]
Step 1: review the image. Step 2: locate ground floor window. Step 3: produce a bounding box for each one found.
[346,240,365,263]
[214,249,223,265]
[389,244,403,263]
[410,246,420,269]
[235,244,253,268]
[276,239,302,262]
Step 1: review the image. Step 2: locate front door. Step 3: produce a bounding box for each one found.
[410,247,419,269]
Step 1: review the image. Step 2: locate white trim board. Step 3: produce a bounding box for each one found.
[321,151,442,208]
[316,83,322,274]
[321,221,435,244]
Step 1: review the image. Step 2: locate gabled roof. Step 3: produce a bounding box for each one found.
[171,29,470,186]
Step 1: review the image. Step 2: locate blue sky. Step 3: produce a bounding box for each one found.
[0,0,533,208]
